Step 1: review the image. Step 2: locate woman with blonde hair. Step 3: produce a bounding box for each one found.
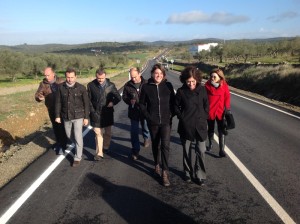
[205,68,231,157]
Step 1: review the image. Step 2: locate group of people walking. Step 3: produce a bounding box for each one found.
[35,63,231,187]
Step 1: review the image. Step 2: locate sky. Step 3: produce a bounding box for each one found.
[1,0,300,46]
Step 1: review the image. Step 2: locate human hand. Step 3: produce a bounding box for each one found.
[130,99,136,108]
[55,118,61,123]
[83,119,89,126]
[107,102,114,107]
[225,109,231,115]
[38,93,45,101]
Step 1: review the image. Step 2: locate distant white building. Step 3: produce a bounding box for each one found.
[189,43,219,55]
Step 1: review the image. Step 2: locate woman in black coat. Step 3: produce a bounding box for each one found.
[139,63,175,187]
[175,66,209,186]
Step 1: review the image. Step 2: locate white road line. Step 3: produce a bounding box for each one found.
[231,92,300,120]
[0,125,93,224]
[214,134,296,224]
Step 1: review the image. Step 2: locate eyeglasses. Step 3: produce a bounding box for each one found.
[211,73,219,79]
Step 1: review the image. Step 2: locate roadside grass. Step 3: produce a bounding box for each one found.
[171,64,185,72]
[0,90,38,122]
[227,64,300,106]
[0,78,42,87]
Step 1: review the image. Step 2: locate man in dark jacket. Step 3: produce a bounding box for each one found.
[35,67,67,155]
[55,68,90,167]
[87,69,121,160]
[122,67,150,160]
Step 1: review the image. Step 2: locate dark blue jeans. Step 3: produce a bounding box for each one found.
[130,119,150,153]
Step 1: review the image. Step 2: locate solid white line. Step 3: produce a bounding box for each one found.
[214,134,296,224]
[0,125,93,224]
[231,92,300,120]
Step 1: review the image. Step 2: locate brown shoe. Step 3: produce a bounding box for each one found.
[72,160,80,167]
[154,164,161,177]
[162,170,170,187]
[144,139,151,148]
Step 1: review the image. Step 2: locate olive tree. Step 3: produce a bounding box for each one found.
[23,56,47,79]
[0,50,25,81]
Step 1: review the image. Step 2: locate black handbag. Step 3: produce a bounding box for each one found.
[222,109,235,135]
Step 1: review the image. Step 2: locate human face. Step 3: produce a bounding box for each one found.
[186,77,197,90]
[211,73,220,83]
[152,68,164,84]
[44,68,55,82]
[130,70,141,84]
[65,72,77,85]
[96,73,106,85]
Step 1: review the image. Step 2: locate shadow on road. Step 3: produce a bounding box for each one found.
[87,172,198,224]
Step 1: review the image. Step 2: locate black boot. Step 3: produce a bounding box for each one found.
[206,133,214,151]
[219,134,226,157]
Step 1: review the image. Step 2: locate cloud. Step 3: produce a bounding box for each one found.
[134,18,151,25]
[267,11,299,22]
[166,10,249,25]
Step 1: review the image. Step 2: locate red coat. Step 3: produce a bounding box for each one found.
[205,80,230,120]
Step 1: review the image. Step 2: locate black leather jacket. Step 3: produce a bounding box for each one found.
[139,78,175,126]
[87,78,121,128]
[122,76,146,121]
[55,82,90,120]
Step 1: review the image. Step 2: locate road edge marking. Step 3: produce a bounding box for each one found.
[231,92,300,120]
[214,134,296,224]
[0,125,93,224]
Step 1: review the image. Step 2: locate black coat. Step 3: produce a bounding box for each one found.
[87,79,121,128]
[139,78,175,126]
[122,77,146,121]
[55,82,90,120]
[175,84,209,141]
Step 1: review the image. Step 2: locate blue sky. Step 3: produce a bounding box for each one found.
[1,0,300,45]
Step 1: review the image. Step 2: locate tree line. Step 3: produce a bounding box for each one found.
[172,37,300,64]
[0,51,129,81]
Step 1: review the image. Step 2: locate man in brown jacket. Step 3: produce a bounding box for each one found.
[35,67,68,155]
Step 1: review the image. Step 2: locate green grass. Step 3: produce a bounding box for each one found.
[172,64,185,72]
[0,78,41,87]
[226,64,300,106]
[0,90,38,122]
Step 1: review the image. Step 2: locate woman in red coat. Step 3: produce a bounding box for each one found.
[205,68,231,157]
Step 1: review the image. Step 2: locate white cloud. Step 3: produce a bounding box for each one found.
[134,18,151,25]
[166,10,249,25]
[267,11,299,22]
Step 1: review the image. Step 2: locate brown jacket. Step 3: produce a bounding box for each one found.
[35,76,64,114]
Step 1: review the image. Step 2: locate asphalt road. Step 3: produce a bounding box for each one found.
[0,61,299,224]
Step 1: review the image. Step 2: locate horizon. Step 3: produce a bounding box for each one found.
[1,36,298,47]
[1,0,300,46]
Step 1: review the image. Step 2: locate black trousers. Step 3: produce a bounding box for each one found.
[49,110,68,149]
[149,124,171,171]
[207,118,224,136]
